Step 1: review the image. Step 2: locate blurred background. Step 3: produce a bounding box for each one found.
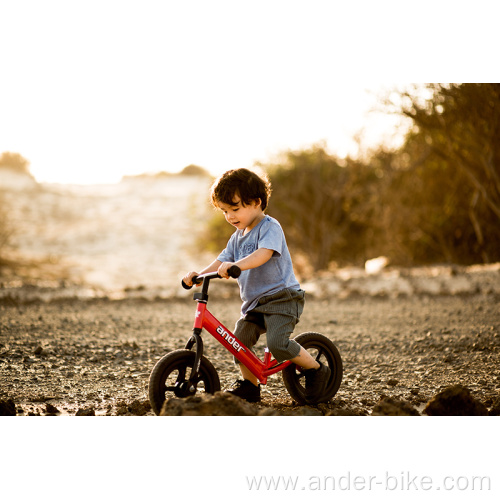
[1,2,499,298]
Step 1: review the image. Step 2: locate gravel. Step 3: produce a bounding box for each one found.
[1,292,499,416]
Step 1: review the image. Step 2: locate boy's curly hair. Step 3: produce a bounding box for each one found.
[210,168,272,211]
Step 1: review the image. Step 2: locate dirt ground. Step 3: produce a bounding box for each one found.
[1,292,499,416]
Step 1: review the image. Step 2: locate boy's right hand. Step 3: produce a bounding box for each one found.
[182,271,201,288]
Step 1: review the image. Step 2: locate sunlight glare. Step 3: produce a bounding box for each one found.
[1,2,416,185]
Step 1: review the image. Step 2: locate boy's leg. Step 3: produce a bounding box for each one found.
[256,288,306,363]
[289,347,320,370]
[285,344,330,403]
[239,365,259,387]
[226,314,263,402]
[232,313,265,387]
[259,290,330,403]
[264,314,330,402]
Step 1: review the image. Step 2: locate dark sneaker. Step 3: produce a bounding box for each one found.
[304,362,331,403]
[226,379,261,403]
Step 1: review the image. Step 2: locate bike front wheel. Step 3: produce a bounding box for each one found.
[282,332,343,405]
[148,349,221,415]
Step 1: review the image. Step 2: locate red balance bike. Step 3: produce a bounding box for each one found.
[148,266,343,415]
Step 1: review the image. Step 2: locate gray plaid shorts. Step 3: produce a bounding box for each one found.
[233,288,305,363]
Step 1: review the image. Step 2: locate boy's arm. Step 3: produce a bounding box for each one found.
[218,248,273,278]
[200,260,223,274]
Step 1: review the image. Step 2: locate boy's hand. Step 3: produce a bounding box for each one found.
[182,271,201,287]
[217,262,234,279]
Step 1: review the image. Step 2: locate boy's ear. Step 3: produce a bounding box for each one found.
[253,198,262,208]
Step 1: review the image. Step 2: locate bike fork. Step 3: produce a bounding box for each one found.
[184,328,204,393]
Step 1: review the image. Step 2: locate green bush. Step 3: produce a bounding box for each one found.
[263,146,380,269]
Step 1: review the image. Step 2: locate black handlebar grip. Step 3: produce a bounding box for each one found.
[181,279,193,290]
[227,265,241,279]
[181,275,202,290]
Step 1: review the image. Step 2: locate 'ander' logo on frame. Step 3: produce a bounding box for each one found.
[216,326,246,353]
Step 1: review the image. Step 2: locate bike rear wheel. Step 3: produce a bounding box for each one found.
[282,332,343,405]
[148,349,220,415]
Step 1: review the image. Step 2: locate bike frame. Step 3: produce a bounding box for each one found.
[192,301,292,385]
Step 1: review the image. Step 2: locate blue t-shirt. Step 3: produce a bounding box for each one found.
[217,215,300,315]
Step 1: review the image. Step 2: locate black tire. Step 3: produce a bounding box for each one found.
[148,349,220,415]
[282,332,343,405]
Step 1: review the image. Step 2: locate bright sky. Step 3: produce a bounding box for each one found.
[1,1,497,185]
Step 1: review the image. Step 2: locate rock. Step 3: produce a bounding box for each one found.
[0,399,17,416]
[45,403,60,415]
[115,403,129,416]
[372,397,420,416]
[114,400,151,416]
[365,256,389,275]
[424,385,488,416]
[387,379,399,387]
[489,397,500,416]
[160,392,259,416]
[326,408,363,416]
[127,400,151,416]
[76,407,96,416]
[293,406,324,416]
[260,406,323,416]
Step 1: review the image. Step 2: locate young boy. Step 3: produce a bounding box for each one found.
[182,168,330,403]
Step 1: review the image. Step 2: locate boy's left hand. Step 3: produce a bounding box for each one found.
[217,262,234,279]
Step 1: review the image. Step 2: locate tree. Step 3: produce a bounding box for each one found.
[0,152,32,176]
[262,145,379,270]
[368,136,490,265]
[179,164,210,177]
[389,83,500,262]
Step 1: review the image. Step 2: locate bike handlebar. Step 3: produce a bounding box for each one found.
[181,265,241,290]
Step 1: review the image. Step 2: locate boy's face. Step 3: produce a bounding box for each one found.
[217,196,264,232]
